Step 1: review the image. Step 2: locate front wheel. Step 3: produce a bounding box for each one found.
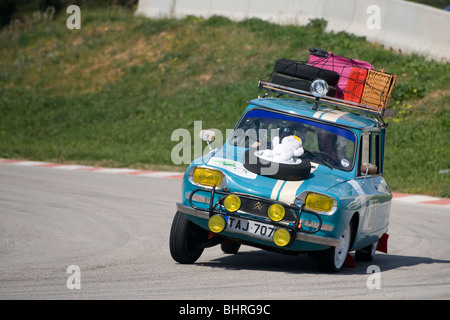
[169,211,209,264]
[316,224,352,273]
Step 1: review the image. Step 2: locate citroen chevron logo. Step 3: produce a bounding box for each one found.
[253,202,263,211]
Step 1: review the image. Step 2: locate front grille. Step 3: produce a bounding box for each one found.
[188,187,322,234]
[238,197,297,223]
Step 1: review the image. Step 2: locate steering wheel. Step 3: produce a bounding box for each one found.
[303,150,339,167]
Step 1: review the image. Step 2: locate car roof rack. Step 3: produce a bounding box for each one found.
[259,79,396,118]
[259,54,397,123]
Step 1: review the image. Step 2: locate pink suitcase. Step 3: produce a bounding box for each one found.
[308,48,373,99]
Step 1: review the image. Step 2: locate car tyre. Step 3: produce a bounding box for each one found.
[355,240,378,261]
[169,211,208,264]
[271,73,311,91]
[317,224,352,273]
[271,73,337,97]
[243,149,312,181]
[274,59,340,86]
[221,241,241,254]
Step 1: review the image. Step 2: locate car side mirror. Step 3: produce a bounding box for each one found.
[199,130,216,142]
[199,130,216,152]
[360,162,377,175]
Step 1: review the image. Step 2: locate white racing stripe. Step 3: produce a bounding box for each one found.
[313,108,349,122]
[270,180,285,201]
[274,163,319,205]
[0,158,184,179]
[277,180,304,205]
[313,110,326,119]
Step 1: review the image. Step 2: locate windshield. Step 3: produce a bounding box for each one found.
[229,108,356,171]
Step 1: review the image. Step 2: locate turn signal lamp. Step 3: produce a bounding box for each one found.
[305,193,334,212]
[192,167,223,187]
[268,204,285,222]
[273,229,291,247]
[223,195,241,212]
[208,215,226,233]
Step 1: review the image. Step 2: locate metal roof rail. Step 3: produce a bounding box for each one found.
[258,80,396,119]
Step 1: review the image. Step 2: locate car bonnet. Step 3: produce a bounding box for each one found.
[204,147,349,206]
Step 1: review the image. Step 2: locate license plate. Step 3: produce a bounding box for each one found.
[226,217,277,240]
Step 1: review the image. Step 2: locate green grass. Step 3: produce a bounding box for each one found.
[387,92,450,197]
[0,7,449,197]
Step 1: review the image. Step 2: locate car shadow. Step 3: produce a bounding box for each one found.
[196,248,450,275]
[199,249,318,274]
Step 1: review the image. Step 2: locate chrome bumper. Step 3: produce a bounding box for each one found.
[176,203,340,247]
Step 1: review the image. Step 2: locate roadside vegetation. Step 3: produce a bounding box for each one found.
[0,6,448,196]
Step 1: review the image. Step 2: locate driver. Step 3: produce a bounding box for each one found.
[317,129,338,161]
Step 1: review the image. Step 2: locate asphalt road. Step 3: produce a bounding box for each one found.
[1,164,449,300]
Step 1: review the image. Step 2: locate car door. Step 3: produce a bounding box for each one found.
[355,131,391,237]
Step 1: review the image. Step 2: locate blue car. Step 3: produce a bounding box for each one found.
[170,56,395,272]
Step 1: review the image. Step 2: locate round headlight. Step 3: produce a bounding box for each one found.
[223,195,241,213]
[310,79,329,98]
[268,203,285,222]
[208,215,226,233]
[273,229,291,247]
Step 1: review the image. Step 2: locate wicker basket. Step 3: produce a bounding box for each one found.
[361,70,397,110]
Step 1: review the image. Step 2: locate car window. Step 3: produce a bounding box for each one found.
[229,108,356,171]
[359,133,380,175]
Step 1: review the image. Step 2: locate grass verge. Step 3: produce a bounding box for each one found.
[0,7,449,196]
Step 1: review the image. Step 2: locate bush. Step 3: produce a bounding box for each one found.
[0,0,138,29]
[0,0,15,27]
